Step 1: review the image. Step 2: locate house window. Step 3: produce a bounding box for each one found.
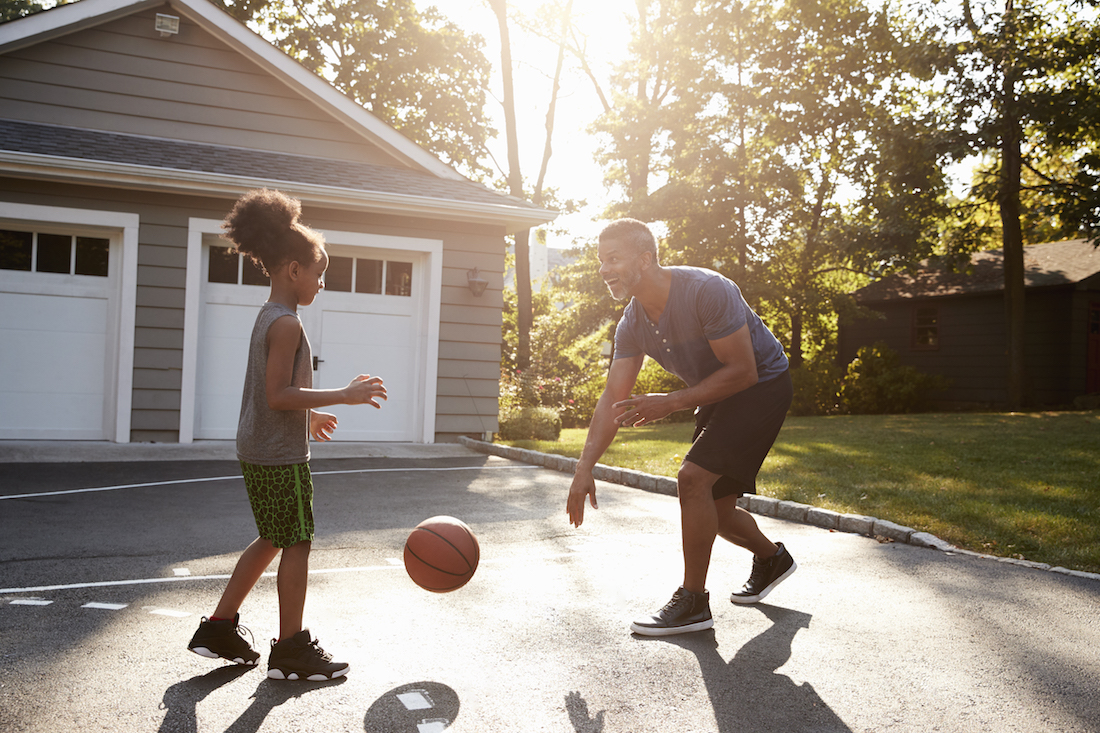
[207,245,270,286]
[912,305,939,350]
[0,229,109,277]
[207,246,412,297]
[314,255,411,297]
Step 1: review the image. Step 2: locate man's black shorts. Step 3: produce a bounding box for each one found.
[685,369,793,500]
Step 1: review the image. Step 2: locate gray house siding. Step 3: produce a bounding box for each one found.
[0,8,403,165]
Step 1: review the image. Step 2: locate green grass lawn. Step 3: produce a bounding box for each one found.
[502,411,1100,574]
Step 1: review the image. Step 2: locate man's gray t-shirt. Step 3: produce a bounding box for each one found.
[613,266,788,386]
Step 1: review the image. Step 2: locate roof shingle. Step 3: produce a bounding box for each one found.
[855,239,1100,302]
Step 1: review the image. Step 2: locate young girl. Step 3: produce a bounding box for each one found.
[188,189,386,680]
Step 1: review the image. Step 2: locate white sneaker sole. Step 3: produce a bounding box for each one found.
[188,646,257,666]
[629,617,714,636]
[730,559,798,605]
[267,666,349,681]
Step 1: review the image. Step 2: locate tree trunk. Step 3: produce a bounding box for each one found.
[489,0,531,370]
[789,309,804,369]
[999,0,1027,409]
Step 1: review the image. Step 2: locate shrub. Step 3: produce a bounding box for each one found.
[498,406,562,441]
[842,342,950,414]
[789,358,844,416]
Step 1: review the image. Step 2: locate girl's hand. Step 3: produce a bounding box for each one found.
[310,410,338,441]
[345,375,388,408]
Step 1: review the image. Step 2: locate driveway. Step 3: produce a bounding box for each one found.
[1,443,1097,732]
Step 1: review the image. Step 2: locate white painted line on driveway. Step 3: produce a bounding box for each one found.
[0,564,404,595]
[173,568,191,576]
[9,599,53,606]
[145,607,191,618]
[0,464,537,501]
[82,602,128,610]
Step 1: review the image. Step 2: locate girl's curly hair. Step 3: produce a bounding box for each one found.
[221,189,325,275]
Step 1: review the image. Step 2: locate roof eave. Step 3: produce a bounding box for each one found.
[0,152,556,233]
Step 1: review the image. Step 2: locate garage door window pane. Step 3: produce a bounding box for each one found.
[356,258,383,294]
[75,237,109,277]
[0,229,32,271]
[386,261,412,297]
[208,246,237,283]
[326,256,352,292]
[242,256,270,286]
[37,233,71,274]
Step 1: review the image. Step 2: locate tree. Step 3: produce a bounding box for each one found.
[214,0,495,178]
[0,0,46,22]
[589,0,951,367]
[896,0,1100,408]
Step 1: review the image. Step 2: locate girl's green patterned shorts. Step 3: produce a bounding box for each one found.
[240,461,315,548]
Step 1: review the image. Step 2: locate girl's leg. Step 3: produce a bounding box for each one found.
[277,540,311,640]
[213,536,280,619]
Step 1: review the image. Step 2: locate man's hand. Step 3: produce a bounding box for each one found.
[567,470,599,527]
[612,392,679,427]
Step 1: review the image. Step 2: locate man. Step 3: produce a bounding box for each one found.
[567,218,796,636]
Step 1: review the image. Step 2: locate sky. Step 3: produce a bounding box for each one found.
[414,0,637,249]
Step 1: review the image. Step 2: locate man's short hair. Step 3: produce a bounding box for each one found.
[599,218,658,262]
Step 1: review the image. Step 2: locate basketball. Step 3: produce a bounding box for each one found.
[403,515,480,592]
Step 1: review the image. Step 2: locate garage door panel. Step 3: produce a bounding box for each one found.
[193,302,253,440]
[318,310,416,441]
[3,329,107,386]
[1,292,108,332]
[2,390,104,437]
[0,292,108,439]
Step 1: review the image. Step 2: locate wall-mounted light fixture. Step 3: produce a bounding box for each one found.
[467,267,488,297]
[155,14,180,37]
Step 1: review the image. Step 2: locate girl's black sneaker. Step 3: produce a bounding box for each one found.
[188,614,260,666]
[267,630,349,681]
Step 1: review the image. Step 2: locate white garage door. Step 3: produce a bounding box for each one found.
[0,228,115,439]
[192,239,424,441]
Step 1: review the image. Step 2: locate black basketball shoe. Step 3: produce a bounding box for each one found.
[730,542,797,604]
[188,614,259,666]
[267,630,349,681]
[630,587,714,636]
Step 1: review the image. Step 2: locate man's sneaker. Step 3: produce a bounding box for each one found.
[630,587,714,636]
[267,630,349,681]
[188,614,259,666]
[730,542,797,605]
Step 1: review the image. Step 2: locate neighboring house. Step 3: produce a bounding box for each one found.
[0,0,555,444]
[838,239,1100,409]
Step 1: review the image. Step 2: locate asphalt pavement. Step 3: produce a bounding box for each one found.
[1,441,1098,733]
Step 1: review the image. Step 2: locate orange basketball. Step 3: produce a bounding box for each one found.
[403,516,480,593]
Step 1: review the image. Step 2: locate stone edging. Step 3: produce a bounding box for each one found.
[458,437,1100,583]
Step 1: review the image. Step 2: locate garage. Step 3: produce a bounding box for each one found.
[182,221,442,443]
[0,205,137,441]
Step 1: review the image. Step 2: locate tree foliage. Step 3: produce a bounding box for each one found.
[585,0,952,368]
[0,0,45,22]
[893,0,1100,407]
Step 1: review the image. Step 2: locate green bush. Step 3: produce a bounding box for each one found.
[842,342,950,414]
[789,358,844,416]
[498,406,562,440]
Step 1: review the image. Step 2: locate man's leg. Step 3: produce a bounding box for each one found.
[677,461,723,594]
[715,496,779,558]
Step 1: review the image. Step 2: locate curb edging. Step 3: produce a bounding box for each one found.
[459,437,1100,583]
